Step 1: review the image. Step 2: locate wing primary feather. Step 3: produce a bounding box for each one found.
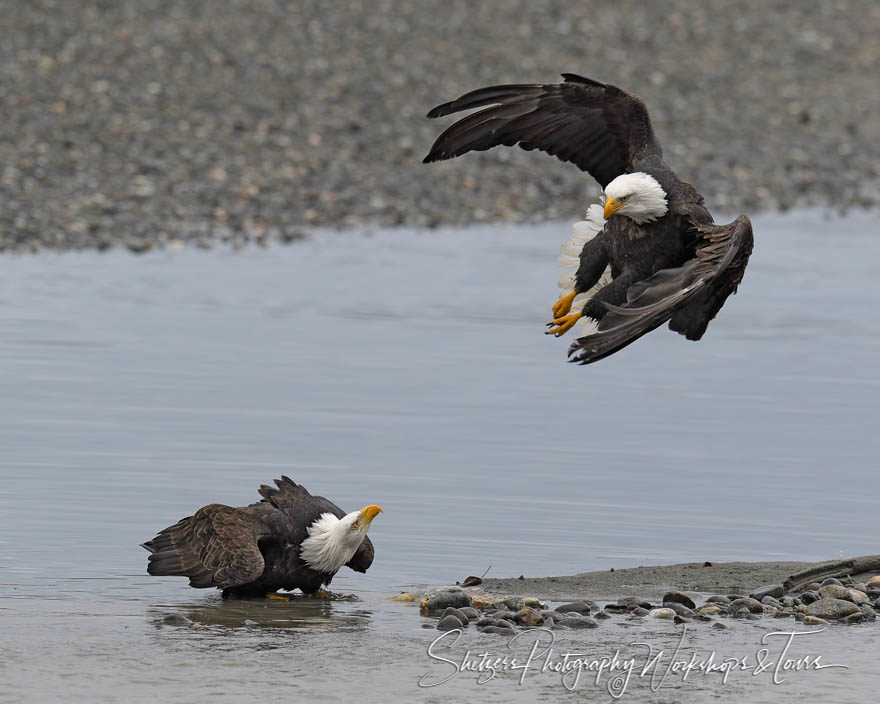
[560,73,607,87]
[426,84,544,118]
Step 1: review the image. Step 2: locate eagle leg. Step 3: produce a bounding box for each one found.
[266,592,292,601]
[552,290,577,318]
[545,312,582,337]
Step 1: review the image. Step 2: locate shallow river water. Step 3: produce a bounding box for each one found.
[1,210,879,702]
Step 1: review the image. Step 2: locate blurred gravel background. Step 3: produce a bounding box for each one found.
[2,0,878,252]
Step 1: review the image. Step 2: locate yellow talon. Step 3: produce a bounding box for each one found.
[553,290,577,318]
[312,590,332,599]
[266,593,290,601]
[545,312,582,337]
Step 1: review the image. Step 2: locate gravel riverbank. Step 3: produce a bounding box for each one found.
[480,559,873,602]
[410,558,880,633]
[2,0,878,253]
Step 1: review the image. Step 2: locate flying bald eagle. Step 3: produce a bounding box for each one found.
[141,476,381,598]
[424,73,753,364]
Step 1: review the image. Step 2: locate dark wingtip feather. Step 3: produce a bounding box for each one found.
[146,552,184,576]
[560,73,605,87]
[422,150,451,164]
[140,541,156,553]
[566,339,599,365]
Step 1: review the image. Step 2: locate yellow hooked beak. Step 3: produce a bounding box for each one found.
[603,197,623,219]
[357,505,383,530]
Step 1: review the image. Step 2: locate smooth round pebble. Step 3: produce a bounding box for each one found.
[804,615,830,625]
[515,607,544,626]
[441,607,469,625]
[649,608,676,620]
[804,598,861,620]
[706,595,731,605]
[664,603,695,617]
[729,597,763,614]
[800,591,820,604]
[437,615,464,631]
[818,584,851,601]
[663,592,696,609]
[458,607,480,620]
[750,584,784,601]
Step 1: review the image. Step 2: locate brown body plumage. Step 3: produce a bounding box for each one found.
[424,74,753,363]
[142,477,375,597]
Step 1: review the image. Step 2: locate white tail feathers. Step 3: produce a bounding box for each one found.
[557,272,575,290]
[557,205,604,272]
[555,203,612,336]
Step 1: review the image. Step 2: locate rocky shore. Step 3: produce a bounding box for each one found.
[398,558,880,633]
[2,1,879,253]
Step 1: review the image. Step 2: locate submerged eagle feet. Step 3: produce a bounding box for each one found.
[266,592,293,601]
[265,589,333,600]
[545,312,582,337]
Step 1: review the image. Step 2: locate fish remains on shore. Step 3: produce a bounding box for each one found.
[424,73,754,364]
[142,476,381,597]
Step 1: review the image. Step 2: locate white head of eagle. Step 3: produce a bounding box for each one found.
[300,505,382,574]
[603,172,668,224]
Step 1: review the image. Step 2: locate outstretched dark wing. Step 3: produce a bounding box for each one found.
[568,216,753,364]
[424,74,660,188]
[258,475,376,573]
[143,504,270,589]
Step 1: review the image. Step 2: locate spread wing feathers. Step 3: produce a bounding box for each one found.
[258,475,345,520]
[424,73,660,188]
[144,504,270,589]
[568,215,753,364]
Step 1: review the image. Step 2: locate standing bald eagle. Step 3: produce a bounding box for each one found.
[424,73,753,364]
[141,476,381,597]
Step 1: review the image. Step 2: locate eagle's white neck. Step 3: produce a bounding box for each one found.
[299,512,363,574]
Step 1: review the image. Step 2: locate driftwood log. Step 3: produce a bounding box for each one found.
[783,554,880,593]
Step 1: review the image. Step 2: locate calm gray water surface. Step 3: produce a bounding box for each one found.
[1,210,878,702]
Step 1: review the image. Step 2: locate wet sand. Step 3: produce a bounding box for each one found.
[483,559,877,602]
